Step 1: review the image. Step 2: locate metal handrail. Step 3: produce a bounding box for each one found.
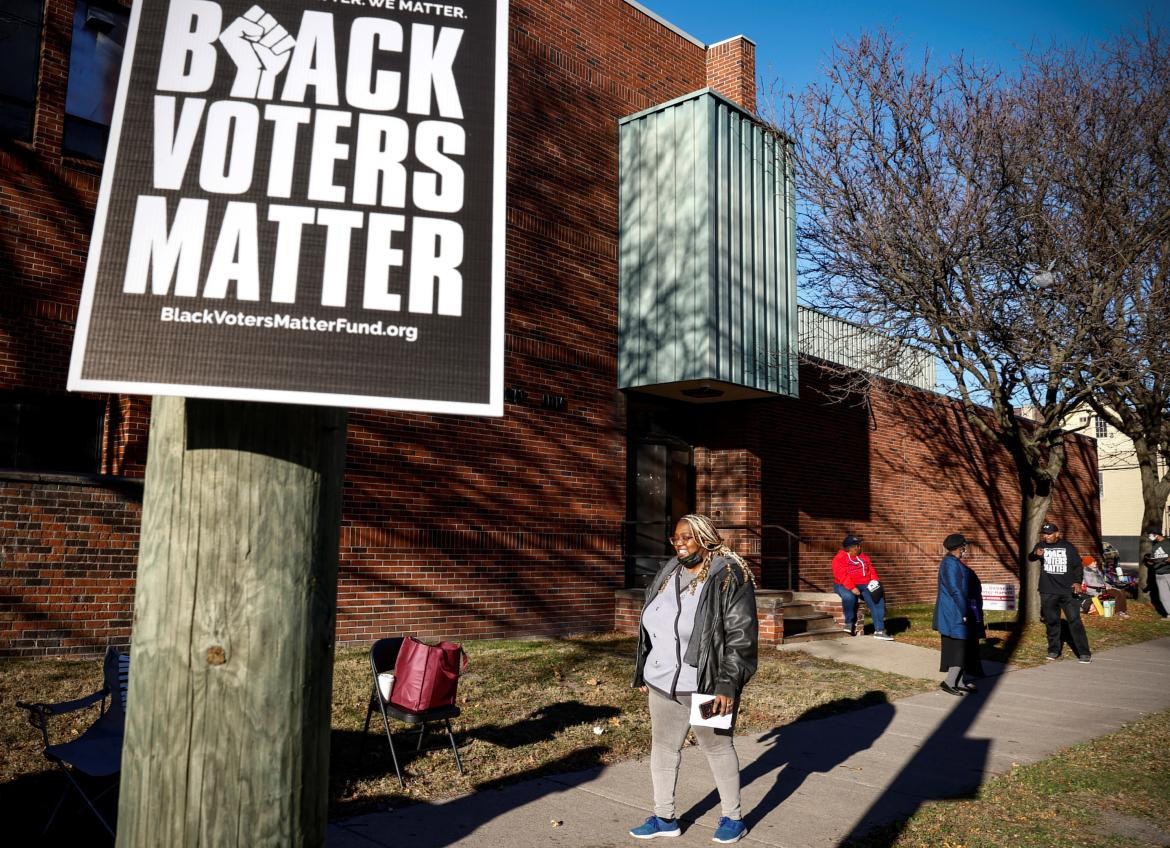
[761,523,801,590]
[762,523,801,542]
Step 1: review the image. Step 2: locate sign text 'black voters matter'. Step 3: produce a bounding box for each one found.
[69,0,507,414]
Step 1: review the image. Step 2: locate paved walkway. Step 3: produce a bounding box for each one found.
[329,637,1170,848]
[775,633,1012,680]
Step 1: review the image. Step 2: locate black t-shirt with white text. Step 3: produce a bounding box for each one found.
[1032,538,1084,595]
[1148,540,1170,574]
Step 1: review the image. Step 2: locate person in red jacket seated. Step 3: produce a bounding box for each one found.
[832,535,894,640]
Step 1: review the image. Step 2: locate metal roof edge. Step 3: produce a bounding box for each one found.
[708,34,757,48]
[618,87,757,125]
[621,0,706,49]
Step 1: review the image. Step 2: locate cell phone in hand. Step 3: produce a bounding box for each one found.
[699,699,718,720]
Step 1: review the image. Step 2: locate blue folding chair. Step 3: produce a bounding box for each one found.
[18,646,129,838]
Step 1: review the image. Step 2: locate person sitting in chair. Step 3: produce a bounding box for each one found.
[832,535,893,640]
[1081,555,1128,617]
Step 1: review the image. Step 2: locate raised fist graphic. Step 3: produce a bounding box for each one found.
[218,5,295,100]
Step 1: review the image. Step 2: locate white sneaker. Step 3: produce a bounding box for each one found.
[873,631,894,641]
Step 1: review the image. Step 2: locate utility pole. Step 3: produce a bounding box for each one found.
[116,397,346,847]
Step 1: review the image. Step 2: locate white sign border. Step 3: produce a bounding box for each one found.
[67,0,509,418]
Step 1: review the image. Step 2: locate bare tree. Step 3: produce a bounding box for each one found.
[1030,29,1170,598]
[778,32,1121,615]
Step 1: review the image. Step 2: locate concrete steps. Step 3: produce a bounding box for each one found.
[780,628,850,644]
[777,601,846,643]
[755,590,849,645]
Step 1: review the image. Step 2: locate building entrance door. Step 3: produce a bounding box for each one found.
[626,437,694,587]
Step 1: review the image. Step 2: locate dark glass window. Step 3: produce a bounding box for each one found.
[0,0,43,141]
[64,0,129,161]
[1095,416,1109,439]
[0,392,105,473]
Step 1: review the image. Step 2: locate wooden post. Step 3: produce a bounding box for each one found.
[117,397,347,847]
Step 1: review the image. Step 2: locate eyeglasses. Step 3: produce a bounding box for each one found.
[669,534,695,544]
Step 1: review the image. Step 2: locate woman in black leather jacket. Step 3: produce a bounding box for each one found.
[628,513,758,843]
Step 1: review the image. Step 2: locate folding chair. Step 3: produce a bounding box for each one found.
[362,637,464,787]
[17,645,130,838]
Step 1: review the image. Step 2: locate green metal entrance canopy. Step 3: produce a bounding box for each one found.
[618,89,798,403]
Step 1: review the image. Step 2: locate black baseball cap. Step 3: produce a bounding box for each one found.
[842,535,862,548]
[1040,522,1059,534]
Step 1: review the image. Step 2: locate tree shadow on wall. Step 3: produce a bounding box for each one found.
[0,135,150,473]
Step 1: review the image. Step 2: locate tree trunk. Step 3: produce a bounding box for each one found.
[117,397,347,847]
[1134,438,1170,604]
[1018,490,1051,621]
[1008,435,1064,622]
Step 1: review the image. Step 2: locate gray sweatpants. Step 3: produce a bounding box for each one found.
[648,689,742,820]
[1156,571,1170,616]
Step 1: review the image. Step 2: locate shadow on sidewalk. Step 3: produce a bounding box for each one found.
[677,692,896,832]
[838,625,1025,847]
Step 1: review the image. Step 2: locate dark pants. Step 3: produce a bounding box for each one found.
[834,584,886,632]
[940,632,985,677]
[1041,592,1091,658]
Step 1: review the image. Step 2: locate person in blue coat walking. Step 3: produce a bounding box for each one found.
[933,533,983,695]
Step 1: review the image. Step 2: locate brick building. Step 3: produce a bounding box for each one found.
[1,0,1099,657]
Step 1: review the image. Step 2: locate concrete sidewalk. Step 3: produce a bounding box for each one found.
[775,633,1012,680]
[329,637,1170,848]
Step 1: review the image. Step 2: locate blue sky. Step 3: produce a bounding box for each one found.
[643,0,1168,97]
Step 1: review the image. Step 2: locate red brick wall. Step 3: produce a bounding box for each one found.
[0,474,140,655]
[332,0,717,646]
[690,361,1101,604]
[614,589,643,635]
[0,0,719,655]
[694,446,763,578]
[0,1,1100,658]
[0,0,148,478]
[706,36,757,112]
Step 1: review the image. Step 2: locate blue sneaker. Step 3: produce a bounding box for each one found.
[629,816,681,839]
[712,817,748,843]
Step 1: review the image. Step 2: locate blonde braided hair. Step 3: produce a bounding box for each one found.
[663,513,757,595]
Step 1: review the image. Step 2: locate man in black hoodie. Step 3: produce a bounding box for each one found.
[1029,521,1091,663]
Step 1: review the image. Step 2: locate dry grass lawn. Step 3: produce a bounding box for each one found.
[2,632,933,839]
[4,605,1167,842]
[888,599,1170,667]
[846,708,1170,848]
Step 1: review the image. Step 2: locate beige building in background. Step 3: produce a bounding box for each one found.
[1065,407,1170,564]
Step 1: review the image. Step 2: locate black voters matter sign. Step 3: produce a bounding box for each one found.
[68,0,507,415]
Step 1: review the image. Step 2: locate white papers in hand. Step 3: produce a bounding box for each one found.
[690,693,733,729]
